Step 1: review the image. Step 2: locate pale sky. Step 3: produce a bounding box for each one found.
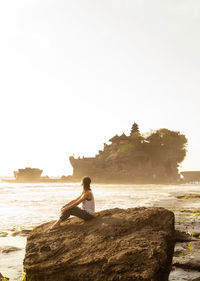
[0,0,200,176]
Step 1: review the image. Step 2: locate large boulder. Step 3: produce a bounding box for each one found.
[24,207,175,281]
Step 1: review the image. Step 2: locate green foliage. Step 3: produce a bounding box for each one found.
[179,209,200,213]
[21,270,32,281]
[187,232,200,239]
[104,123,188,179]
[177,194,200,199]
[114,126,187,167]
[145,132,163,162]
[144,128,187,165]
[117,144,134,152]
[21,271,26,281]
[0,273,9,281]
[187,242,193,251]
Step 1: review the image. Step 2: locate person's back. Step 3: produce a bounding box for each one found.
[82,190,95,215]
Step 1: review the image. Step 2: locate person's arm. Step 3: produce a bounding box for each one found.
[67,193,83,205]
[62,193,83,208]
[61,191,89,213]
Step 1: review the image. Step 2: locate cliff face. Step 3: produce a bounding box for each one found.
[69,151,177,183]
[24,207,175,281]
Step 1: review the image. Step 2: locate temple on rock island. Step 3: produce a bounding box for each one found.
[69,123,188,183]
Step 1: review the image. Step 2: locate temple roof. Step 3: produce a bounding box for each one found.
[109,133,128,143]
[120,133,129,140]
[109,134,120,143]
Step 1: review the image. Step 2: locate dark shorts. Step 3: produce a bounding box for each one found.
[60,206,94,221]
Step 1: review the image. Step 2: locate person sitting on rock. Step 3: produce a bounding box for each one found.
[50,176,95,230]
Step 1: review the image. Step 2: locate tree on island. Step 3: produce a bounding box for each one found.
[107,124,187,180]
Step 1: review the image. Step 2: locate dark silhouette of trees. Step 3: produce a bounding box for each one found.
[107,123,188,180]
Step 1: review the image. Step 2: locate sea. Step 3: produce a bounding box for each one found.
[0,180,200,281]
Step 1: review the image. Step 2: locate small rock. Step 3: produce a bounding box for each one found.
[176,194,200,199]
[0,246,22,254]
[11,229,32,237]
[173,261,200,271]
[192,232,200,238]
[174,230,199,242]
[0,272,9,281]
[173,241,200,272]
[0,232,8,237]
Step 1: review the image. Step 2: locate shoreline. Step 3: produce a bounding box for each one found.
[1,178,192,185]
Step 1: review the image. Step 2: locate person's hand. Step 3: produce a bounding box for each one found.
[61,204,71,213]
[61,206,66,213]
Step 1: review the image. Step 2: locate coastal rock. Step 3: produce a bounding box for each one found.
[11,229,32,237]
[174,230,199,242]
[0,246,22,253]
[0,273,9,281]
[24,207,175,281]
[173,241,200,271]
[0,232,8,237]
[69,126,187,183]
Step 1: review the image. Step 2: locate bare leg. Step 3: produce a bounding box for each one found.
[50,219,62,230]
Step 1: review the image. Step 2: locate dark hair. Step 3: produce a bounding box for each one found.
[82,177,91,191]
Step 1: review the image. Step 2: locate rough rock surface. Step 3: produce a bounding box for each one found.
[173,241,200,271]
[0,232,8,237]
[11,229,32,237]
[174,230,199,242]
[24,207,175,281]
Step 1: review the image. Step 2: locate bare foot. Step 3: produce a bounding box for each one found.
[50,226,60,231]
[50,221,61,231]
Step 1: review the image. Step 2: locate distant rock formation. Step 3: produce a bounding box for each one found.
[23,207,175,281]
[69,124,187,183]
[14,167,43,182]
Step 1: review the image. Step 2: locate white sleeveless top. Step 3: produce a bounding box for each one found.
[82,191,95,215]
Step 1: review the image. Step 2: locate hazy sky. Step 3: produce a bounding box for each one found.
[0,0,200,176]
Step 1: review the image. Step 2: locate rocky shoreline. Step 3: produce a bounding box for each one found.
[163,193,200,281]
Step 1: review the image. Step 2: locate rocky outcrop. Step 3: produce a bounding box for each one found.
[24,207,175,281]
[0,246,22,254]
[69,125,187,183]
[174,230,199,242]
[14,167,43,182]
[173,240,200,271]
[0,273,9,281]
[69,156,176,184]
[11,229,32,237]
